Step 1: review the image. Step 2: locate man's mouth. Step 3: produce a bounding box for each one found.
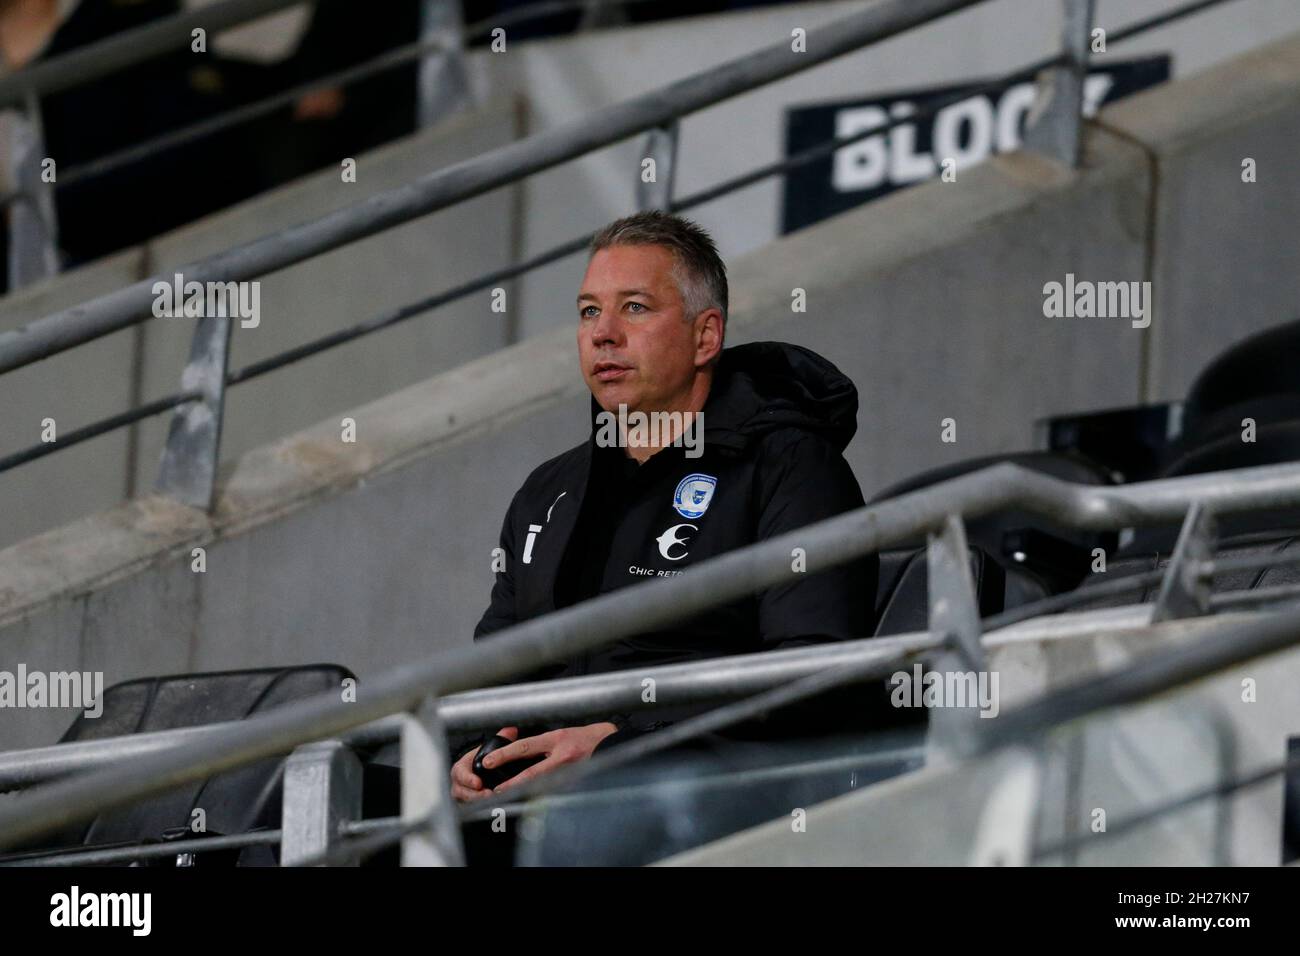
[593,362,632,382]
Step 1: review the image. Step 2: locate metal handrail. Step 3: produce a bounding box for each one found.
[0,0,308,108]
[0,0,1274,863]
[0,0,1241,489]
[8,741,929,865]
[1032,750,1300,862]
[0,0,989,375]
[0,713,404,792]
[0,829,282,867]
[12,537,1300,793]
[3,64,1047,475]
[0,630,938,791]
[331,601,1300,866]
[4,460,1300,848]
[0,0,672,209]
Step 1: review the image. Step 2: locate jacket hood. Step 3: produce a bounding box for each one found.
[588,341,859,453]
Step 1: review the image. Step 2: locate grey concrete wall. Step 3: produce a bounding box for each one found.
[6,0,1300,550]
[1100,35,1300,400]
[0,98,522,551]
[489,0,1300,340]
[0,250,145,558]
[2,32,1299,751]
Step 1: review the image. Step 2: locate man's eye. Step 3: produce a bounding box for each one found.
[627,302,646,313]
[580,306,597,318]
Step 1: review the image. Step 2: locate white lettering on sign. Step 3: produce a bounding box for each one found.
[832,74,1115,192]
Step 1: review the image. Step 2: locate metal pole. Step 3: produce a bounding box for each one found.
[973,603,1300,756]
[0,829,279,867]
[0,0,987,375]
[1023,0,1095,167]
[966,748,1043,866]
[1151,501,1217,622]
[924,514,986,759]
[399,697,462,866]
[0,715,402,792]
[637,122,679,212]
[5,92,59,289]
[0,0,309,107]
[417,0,469,129]
[154,309,233,511]
[280,740,364,866]
[4,460,1300,847]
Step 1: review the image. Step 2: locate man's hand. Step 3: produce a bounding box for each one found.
[450,726,517,802]
[449,723,619,802]
[487,722,619,795]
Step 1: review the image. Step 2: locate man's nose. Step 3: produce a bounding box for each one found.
[589,309,624,347]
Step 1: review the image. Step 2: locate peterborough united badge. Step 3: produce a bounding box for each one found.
[673,474,717,519]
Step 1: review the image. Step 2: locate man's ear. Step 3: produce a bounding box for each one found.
[695,309,724,368]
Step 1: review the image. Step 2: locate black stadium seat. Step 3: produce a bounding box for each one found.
[15,665,355,866]
[1070,318,1300,606]
[1071,530,1300,611]
[868,450,1119,627]
[1160,318,1300,484]
[874,545,1008,636]
[1175,320,1300,437]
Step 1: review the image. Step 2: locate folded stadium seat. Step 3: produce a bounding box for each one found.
[868,450,1119,629]
[1172,319,1300,436]
[1162,321,1300,525]
[873,545,1007,635]
[1161,317,1300,476]
[15,665,355,866]
[1069,529,1300,612]
[1071,320,1300,611]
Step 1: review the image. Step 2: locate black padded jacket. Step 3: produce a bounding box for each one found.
[473,341,879,748]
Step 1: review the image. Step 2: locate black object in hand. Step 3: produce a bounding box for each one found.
[472,734,545,790]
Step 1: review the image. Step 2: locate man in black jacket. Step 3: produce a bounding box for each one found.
[452,211,877,801]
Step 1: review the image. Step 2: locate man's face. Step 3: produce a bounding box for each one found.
[577,244,716,414]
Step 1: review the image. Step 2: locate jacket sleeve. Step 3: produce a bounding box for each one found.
[465,493,551,751]
[752,432,877,649]
[735,432,887,742]
[472,488,570,715]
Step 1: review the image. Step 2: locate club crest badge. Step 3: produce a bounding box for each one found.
[673,473,717,519]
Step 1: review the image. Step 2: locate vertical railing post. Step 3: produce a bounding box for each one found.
[924,514,988,760]
[154,309,232,511]
[281,740,365,866]
[1152,501,1217,622]
[399,695,464,866]
[6,90,60,290]
[637,121,679,212]
[1023,0,1096,167]
[967,748,1042,866]
[417,0,469,129]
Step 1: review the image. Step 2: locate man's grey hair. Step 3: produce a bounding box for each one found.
[589,212,728,335]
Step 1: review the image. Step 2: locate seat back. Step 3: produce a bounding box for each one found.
[874,545,1015,636]
[46,664,354,863]
[870,450,1117,609]
[1071,531,1300,610]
